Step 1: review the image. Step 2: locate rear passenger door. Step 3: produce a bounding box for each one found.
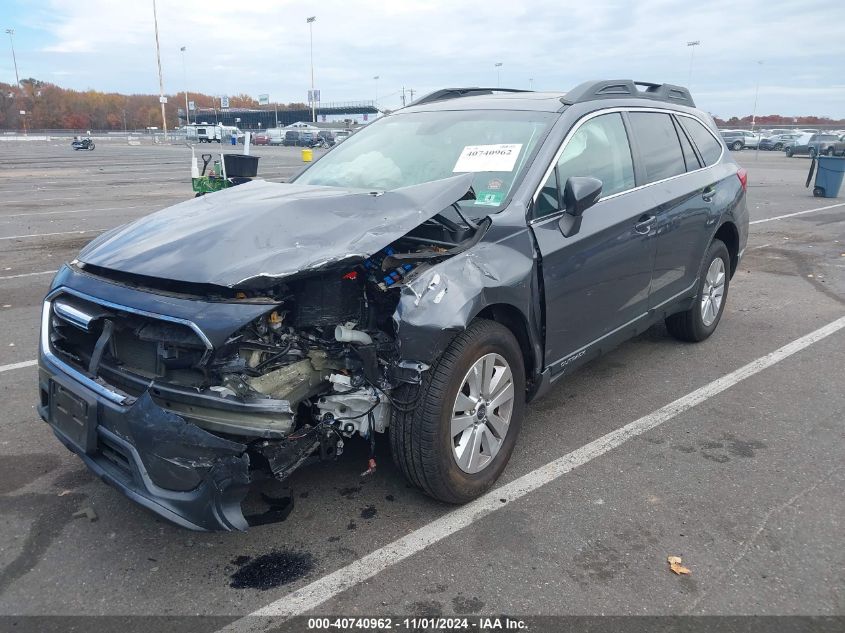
[626,112,723,310]
[530,112,657,369]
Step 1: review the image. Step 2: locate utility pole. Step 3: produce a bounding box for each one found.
[180,46,189,126]
[494,62,502,88]
[751,60,763,132]
[152,0,168,140]
[686,41,700,90]
[408,88,415,103]
[401,86,406,107]
[373,75,379,110]
[307,16,317,123]
[5,29,20,86]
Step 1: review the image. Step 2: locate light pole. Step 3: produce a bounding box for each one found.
[5,29,20,86]
[751,60,763,132]
[529,77,534,90]
[373,75,379,110]
[686,41,700,90]
[180,45,190,126]
[494,62,502,88]
[307,16,316,123]
[152,0,168,140]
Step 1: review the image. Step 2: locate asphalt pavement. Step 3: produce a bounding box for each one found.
[0,139,842,629]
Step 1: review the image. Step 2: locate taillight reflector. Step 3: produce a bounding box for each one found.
[736,168,748,191]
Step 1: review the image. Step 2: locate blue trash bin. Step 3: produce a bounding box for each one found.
[809,156,845,198]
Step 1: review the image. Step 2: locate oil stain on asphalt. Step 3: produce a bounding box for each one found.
[229,549,315,590]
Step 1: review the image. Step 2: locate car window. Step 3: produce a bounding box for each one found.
[679,117,723,166]
[673,117,701,172]
[534,113,635,218]
[628,112,685,183]
[295,109,555,211]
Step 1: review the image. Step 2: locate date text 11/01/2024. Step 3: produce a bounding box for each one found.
[306,617,528,630]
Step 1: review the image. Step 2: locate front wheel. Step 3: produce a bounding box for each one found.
[785,147,794,157]
[390,319,525,504]
[731,141,743,151]
[826,147,835,156]
[809,147,817,158]
[88,143,95,150]
[666,239,730,342]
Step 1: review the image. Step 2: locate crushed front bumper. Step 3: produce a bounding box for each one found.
[37,351,252,531]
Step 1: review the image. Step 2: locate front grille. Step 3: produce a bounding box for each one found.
[48,291,209,386]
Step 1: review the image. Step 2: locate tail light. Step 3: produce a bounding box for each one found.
[736,167,748,192]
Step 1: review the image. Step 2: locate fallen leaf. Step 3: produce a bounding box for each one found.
[667,555,691,575]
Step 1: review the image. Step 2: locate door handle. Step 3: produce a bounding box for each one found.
[701,184,717,202]
[634,214,655,234]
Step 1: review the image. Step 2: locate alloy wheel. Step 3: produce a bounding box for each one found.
[451,353,515,474]
[701,257,726,327]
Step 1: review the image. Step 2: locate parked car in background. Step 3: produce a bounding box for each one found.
[283,130,301,146]
[299,131,315,146]
[318,131,336,146]
[785,133,843,157]
[721,130,760,150]
[252,133,271,146]
[334,130,351,143]
[759,133,801,151]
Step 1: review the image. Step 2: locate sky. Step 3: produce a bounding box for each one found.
[2,0,844,118]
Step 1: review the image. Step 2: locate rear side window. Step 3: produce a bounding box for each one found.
[673,117,701,172]
[628,112,685,183]
[679,117,723,166]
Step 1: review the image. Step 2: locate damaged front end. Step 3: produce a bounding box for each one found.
[38,175,486,531]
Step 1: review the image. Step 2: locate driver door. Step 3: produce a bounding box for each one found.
[529,112,658,372]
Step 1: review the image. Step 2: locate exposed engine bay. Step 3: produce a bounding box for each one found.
[54,207,486,511]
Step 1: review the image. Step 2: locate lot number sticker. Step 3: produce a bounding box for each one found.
[453,143,523,173]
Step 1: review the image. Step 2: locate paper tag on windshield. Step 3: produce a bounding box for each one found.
[453,144,523,173]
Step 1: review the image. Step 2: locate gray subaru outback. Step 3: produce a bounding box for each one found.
[38,80,748,530]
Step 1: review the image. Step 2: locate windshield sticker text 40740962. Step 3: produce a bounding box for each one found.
[453,143,523,173]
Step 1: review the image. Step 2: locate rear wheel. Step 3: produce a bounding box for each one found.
[809,147,817,158]
[390,319,525,504]
[813,186,825,197]
[731,140,743,151]
[785,147,794,157]
[826,147,835,156]
[666,239,730,342]
[774,142,783,151]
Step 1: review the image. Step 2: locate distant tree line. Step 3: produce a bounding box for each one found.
[1,79,843,130]
[0,79,308,130]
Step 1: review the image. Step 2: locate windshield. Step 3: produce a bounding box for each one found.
[294,109,556,210]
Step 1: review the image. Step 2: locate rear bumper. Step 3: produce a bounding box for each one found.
[37,350,252,531]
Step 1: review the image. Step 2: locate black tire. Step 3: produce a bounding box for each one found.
[813,187,825,198]
[826,147,835,156]
[390,319,525,504]
[774,143,783,151]
[785,147,794,157]
[665,239,731,343]
[809,147,817,158]
[89,144,95,150]
[731,140,743,151]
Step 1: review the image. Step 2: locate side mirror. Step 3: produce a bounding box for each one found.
[559,176,602,237]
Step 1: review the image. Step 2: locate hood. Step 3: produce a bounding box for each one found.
[78,174,475,288]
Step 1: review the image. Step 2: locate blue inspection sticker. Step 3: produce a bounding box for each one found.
[475,191,504,206]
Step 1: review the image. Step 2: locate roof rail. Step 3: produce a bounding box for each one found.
[561,80,695,108]
[410,87,533,107]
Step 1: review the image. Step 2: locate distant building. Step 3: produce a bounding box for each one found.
[180,101,379,130]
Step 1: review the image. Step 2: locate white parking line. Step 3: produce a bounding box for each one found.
[0,359,37,373]
[0,270,56,280]
[750,201,845,224]
[3,205,143,218]
[0,229,106,241]
[220,314,845,628]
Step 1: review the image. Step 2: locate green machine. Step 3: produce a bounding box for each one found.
[190,146,260,197]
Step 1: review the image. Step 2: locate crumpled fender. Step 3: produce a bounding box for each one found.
[393,230,539,370]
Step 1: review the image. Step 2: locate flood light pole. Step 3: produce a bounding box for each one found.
[751,60,763,132]
[5,29,20,87]
[307,16,316,123]
[152,0,168,139]
[494,62,502,88]
[373,75,379,110]
[180,45,189,126]
[686,41,700,90]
